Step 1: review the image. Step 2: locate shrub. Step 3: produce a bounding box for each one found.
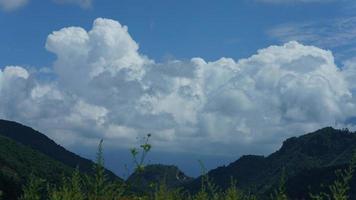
[20,174,45,200]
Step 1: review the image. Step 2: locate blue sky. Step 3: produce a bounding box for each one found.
[0,0,352,67]
[1,0,356,177]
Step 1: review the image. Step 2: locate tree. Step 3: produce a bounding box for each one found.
[20,174,45,200]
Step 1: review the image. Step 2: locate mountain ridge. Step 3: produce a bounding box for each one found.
[184,127,356,199]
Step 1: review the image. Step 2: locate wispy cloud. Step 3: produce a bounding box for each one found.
[53,0,92,9]
[0,0,92,11]
[267,16,356,60]
[0,0,28,11]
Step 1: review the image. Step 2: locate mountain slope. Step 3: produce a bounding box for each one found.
[185,127,356,199]
[0,134,74,199]
[0,119,120,181]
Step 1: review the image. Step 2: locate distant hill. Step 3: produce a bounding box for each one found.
[127,164,193,193]
[185,127,356,199]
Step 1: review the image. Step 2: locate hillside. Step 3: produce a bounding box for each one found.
[185,127,356,199]
[0,119,124,199]
[0,119,120,181]
[0,134,74,199]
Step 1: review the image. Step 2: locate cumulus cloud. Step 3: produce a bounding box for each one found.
[0,0,27,11]
[1,18,356,156]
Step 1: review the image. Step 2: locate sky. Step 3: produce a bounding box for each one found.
[1,0,356,177]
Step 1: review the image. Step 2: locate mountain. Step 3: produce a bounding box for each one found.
[0,119,122,199]
[2,119,356,199]
[0,134,74,199]
[0,119,119,180]
[184,127,356,199]
[127,164,193,193]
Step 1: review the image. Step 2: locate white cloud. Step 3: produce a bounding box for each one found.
[0,0,27,11]
[1,18,356,156]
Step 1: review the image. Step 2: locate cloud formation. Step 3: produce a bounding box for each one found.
[0,0,27,11]
[1,18,355,156]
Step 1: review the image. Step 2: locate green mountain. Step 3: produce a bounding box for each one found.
[185,127,356,199]
[0,120,119,180]
[127,164,193,193]
[0,134,74,199]
[0,119,122,199]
